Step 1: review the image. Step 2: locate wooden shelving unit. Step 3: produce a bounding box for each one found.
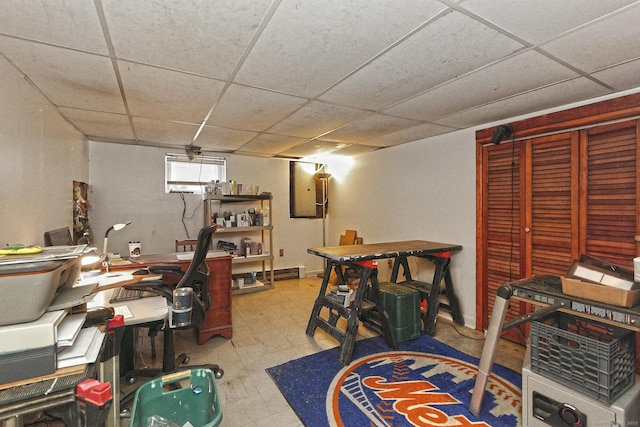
[203,194,274,295]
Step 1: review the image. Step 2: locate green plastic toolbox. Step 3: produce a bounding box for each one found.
[379,282,422,342]
[129,368,222,427]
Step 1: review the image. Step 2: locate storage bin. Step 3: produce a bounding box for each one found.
[379,282,422,342]
[530,311,635,403]
[129,368,222,427]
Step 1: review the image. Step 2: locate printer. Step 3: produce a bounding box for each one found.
[0,246,97,383]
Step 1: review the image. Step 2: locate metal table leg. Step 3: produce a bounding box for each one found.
[469,284,512,416]
[469,285,564,416]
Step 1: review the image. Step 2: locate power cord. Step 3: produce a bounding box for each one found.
[441,319,485,341]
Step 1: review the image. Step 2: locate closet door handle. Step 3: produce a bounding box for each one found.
[524,227,531,233]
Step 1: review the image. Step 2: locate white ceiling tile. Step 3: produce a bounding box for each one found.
[542,5,640,72]
[436,78,610,129]
[121,62,225,123]
[237,134,307,155]
[1,1,640,157]
[320,10,524,110]
[208,84,308,132]
[385,50,580,121]
[320,114,423,143]
[592,59,640,91]
[235,0,448,96]
[268,101,371,138]
[362,123,456,147]
[0,37,124,113]
[133,117,200,146]
[60,108,133,140]
[460,0,639,44]
[196,126,259,151]
[333,144,381,156]
[102,0,273,79]
[278,140,347,158]
[0,0,108,54]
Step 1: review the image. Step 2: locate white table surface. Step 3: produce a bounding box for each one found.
[85,270,168,326]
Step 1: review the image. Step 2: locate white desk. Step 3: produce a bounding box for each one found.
[85,271,168,326]
[85,271,168,426]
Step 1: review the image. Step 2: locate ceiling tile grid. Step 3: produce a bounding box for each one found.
[0,0,639,158]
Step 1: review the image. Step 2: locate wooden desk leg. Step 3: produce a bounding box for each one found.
[423,256,450,336]
[305,261,333,337]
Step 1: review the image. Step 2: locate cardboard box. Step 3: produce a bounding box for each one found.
[561,276,640,308]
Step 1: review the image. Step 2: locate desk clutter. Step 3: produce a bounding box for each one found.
[212,206,270,228]
[217,238,264,258]
[0,246,101,383]
[205,179,261,197]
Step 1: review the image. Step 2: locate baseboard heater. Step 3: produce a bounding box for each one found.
[269,267,300,281]
[234,267,301,282]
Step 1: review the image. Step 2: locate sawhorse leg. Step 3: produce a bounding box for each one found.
[439,265,464,325]
[305,260,334,337]
[423,256,449,336]
[390,253,463,335]
[306,260,397,365]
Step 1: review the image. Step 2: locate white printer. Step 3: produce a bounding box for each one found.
[0,247,97,384]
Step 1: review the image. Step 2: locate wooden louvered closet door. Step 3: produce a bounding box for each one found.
[524,132,579,278]
[480,133,578,341]
[580,121,640,269]
[478,118,640,349]
[480,141,523,341]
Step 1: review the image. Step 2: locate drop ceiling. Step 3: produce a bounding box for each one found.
[1,0,640,158]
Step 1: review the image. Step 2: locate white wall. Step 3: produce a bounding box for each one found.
[0,55,89,246]
[88,143,325,273]
[330,130,477,326]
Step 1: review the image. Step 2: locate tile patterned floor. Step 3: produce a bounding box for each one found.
[121,277,525,426]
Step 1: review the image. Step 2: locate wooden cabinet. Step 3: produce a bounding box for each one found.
[203,194,274,295]
[116,252,233,344]
[197,255,233,344]
[477,94,640,344]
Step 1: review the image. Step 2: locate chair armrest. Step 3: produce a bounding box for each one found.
[124,282,174,301]
[148,264,183,274]
[148,264,185,282]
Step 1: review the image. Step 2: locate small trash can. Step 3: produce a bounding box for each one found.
[129,368,222,427]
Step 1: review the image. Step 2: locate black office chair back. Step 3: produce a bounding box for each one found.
[173,224,216,328]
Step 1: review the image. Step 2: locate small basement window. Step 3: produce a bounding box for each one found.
[165,154,226,194]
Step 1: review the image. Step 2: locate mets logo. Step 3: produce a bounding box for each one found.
[326,352,520,427]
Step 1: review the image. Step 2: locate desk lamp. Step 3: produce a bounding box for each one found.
[102,222,132,271]
[81,247,101,271]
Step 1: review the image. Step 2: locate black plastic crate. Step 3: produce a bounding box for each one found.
[530,312,635,403]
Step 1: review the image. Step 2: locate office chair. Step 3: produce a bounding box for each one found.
[121,224,223,384]
[44,227,73,246]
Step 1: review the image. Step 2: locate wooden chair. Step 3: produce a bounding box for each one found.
[175,239,198,252]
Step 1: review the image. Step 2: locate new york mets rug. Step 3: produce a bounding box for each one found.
[267,335,520,426]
